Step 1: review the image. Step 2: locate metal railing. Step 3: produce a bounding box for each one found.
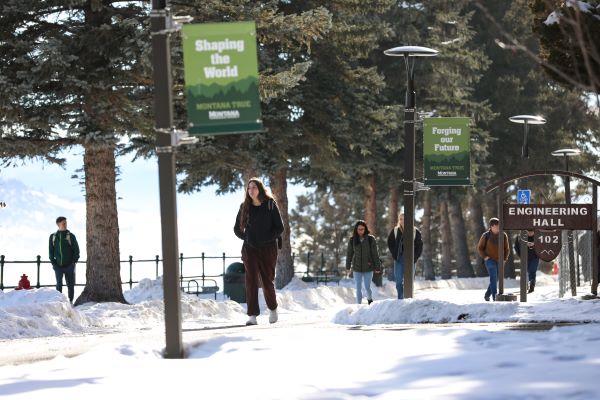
[0,251,348,292]
[0,253,241,292]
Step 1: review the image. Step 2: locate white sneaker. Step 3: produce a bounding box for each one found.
[246,315,257,326]
[269,308,278,324]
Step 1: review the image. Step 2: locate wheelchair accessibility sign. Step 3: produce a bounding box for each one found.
[517,189,531,204]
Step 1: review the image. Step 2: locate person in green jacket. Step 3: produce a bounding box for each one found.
[49,216,80,303]
[346,220,381,305]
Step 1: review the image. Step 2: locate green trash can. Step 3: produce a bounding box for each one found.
[224,262,246,303]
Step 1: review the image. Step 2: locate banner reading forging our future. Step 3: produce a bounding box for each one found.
[423,117,471,186]
[182,22,263,135]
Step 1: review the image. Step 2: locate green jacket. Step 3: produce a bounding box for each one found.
[345,235,381,273]
[49,230,80,267]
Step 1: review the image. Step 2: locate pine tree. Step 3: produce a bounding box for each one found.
[530,0,600,93]
[472,0,599,187]
[165,1,332,289]
[1,1,155,304]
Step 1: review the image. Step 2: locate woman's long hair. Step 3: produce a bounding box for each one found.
[396,213,404,231]
[238,177,275,231]
[351,220,370,245]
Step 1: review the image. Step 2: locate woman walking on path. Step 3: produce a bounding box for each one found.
[234,178,284,326]
[346,220,381,305]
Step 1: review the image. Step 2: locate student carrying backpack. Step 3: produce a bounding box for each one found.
[49,216,80,304]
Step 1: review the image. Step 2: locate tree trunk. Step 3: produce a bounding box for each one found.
[388,185,399,231]
[75,143,126,305]
[364,174,377,235]
[271,168,293,290]
[469,192,488,277]
[448,192,475,278]
[440,199,453,279]
[243,167,258,184]
[422,190,435,280]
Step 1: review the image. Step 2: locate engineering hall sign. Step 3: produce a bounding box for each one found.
[503,204,593,230]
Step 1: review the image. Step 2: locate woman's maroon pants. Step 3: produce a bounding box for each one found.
[241,244,278,316]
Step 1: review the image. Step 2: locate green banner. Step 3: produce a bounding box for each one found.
[182,22,263,135]
[423,117,471,186]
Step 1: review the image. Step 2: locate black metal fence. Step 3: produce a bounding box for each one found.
[0,253,241,292]
[0,251,348,292]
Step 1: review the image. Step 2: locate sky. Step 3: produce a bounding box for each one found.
[1,274,599,399]
[0,146,307,288]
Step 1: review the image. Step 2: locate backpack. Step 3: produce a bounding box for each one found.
[52,231,72,247]
[482,231,491,250]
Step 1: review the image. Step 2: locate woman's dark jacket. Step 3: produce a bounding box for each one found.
[234,200,284,248]
[346,234,381,273]
[514,233,539,261]
[387,227,423,261]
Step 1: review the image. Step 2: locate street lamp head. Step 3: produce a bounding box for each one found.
[384,46,439,57]
[508,115,546,125]
[510,115,545,159]
[551,148,581,157]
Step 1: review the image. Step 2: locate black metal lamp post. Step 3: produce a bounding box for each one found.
[151,0,196,359]
[552,148,581,295]
[509,115,546,158]
[384,46,438,299]
[509,115,546,301]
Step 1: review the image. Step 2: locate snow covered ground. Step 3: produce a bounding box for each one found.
[1,273,599,399]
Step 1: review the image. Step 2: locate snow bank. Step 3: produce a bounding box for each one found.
[0,278,246,339]
[0,288,88,339]
[79,277,246,330]
[333,298,519,325]
[333,296,600,325]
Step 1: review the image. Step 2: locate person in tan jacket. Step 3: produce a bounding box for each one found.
[477,217,509,301]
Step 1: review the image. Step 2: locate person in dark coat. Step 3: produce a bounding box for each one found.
[49,216,80,303]
[346,220,381,305]
[234,178,284,326]
[387,213,423,299]
[514,229,540,293]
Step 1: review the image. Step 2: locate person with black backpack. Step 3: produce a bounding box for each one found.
[345,220,381,305]
[387,213,423,300]
[49,216,80,304]
[234,178,284,326]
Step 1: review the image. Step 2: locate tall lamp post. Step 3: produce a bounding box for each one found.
[384,46,438,299]
[509,115,546,302]
[151,0,196,358]
[552,148,581,295]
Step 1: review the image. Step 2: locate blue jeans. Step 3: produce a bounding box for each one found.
[54,264,76,303]
[353,271,373,304]
[484,259,498,301]
[528,257,539,283]
[393,257,415,299]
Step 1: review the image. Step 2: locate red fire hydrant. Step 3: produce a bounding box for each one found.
[15,274,32,290]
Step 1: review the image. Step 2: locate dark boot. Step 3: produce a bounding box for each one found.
[528,281,535,293]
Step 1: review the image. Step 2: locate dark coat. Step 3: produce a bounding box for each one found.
[234,199,284,248]
[346,235,381,272]
[514,233,539,261]
[49,230,80,267]
[387,227,423,261]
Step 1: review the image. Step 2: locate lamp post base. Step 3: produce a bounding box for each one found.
[496,293,518,302]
